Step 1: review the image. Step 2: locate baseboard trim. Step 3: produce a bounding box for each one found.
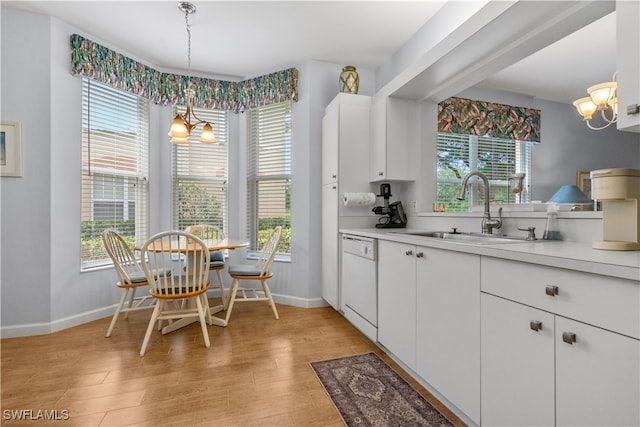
[1,294,329,338]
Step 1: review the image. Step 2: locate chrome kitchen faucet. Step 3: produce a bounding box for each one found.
[457,171,503,234]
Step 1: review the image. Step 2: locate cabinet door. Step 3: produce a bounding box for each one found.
[369,97,417,182]
[481,293,555,427]
[369,96,386,181]
[322,104,339,185]
[377,240,417,370]
[556,317,640,427]
[417,249,480,425]
[321,184,339,309]
[616,0,640,132]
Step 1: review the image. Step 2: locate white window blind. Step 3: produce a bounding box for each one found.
[437,132,533,212]
[247,101,291,254]
[172,107,229,233]
[81,78,149,269]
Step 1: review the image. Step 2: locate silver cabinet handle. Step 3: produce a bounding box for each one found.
[562,332,576,344]
[416,252,424,258]
[378,171,384,177]
[545,285,559,296]
[405,250,413,256]
[332,185,337,190]
[530,321,543,331]
[332,174,337,179]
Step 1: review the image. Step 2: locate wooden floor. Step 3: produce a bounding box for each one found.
[1,299,465,427]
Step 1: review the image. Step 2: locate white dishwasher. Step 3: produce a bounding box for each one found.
[341,234,377,342]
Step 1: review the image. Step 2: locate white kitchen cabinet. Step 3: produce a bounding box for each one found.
[377,240,417,370]
[556,316,639,427]
[416,248,480,425]
[321,183,339,308]
[321,93,371,310]
[369,96,418,182]
[481,293,556,426]
[378,241,481,424]
[616,0,640,132]
[481,257,640,426]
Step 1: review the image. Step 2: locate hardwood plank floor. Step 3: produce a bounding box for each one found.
[1,299,465,426]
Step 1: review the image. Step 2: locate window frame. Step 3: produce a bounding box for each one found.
[80,78,150,271]
[171,107,229,234]
[246,101,292,258]
[436,132,533,212]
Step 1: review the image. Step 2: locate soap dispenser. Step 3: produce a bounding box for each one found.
[543,203,562,240]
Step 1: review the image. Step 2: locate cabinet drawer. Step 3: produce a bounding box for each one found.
[481,257,640,339]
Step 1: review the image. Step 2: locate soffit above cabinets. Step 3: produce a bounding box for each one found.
[389,0,615,105]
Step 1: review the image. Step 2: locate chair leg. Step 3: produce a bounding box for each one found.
[261,279,279,320]
[106,288,129,338]
[201,293,213,326]
[124,287,137,319]
[215,269,227,309]
[223,278,240,325]
[196,296,211,348]
[140,301,162,356]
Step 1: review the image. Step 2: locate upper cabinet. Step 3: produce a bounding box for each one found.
[369,96,418,182]
[322,93,371,186]
[616,0,640,132]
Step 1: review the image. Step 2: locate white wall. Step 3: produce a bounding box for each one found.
[1,8,53,329]
[0,6,378,337]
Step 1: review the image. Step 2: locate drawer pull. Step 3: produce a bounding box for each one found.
[545,285,559,296]
[530,321,543,331]
[416,252,424,258]
[405,250,413,256]
[562,332,577,344]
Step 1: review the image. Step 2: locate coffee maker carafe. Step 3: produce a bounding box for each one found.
[372,184,407,228]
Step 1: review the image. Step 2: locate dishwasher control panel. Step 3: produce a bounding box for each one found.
[342,234,377,260]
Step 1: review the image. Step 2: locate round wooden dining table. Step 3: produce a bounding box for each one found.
[136,237,249,331]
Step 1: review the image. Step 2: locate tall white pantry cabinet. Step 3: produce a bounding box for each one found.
[321,93,372,311]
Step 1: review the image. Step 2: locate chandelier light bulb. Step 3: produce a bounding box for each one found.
[169,115,189,138]
[587,81,617,109]
[199,122,218,143]
[573,97,597,120]
[574,72,617,130]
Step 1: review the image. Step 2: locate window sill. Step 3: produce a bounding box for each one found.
[246,251,291,263]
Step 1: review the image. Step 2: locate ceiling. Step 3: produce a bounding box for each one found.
[4,1,616,105]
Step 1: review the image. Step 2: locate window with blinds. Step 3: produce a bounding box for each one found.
[81,78,150,270]
[247,101,291,255]
[172,107,229,233]
[437,132,533,212]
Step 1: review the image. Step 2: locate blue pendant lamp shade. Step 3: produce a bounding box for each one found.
[548,185,592,204]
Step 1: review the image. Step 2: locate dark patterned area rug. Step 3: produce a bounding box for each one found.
[311,352,454,427]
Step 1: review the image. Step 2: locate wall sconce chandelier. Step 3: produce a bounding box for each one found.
[572,73,617,131]
[168,2,217,144]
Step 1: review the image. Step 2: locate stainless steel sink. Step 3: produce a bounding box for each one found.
[399,230,535,244]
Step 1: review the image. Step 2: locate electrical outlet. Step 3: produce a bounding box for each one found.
[412,200,418,212]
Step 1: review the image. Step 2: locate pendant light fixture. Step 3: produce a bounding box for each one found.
[169,2,217,144]
[572,73,617,131]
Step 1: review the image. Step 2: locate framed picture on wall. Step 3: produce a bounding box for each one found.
[576,170,591,199]
[0,121,22,177]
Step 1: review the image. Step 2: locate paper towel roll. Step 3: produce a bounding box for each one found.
[343,192,376,207]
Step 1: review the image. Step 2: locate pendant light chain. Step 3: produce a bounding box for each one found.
[185,7,192,76]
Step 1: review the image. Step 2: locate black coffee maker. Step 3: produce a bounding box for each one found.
[372,184,407,228]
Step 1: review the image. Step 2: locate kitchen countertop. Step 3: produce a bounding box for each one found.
[340,228,640,282]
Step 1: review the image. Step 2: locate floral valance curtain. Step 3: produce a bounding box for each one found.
[438,97,540,142]
[70,34,298,113]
